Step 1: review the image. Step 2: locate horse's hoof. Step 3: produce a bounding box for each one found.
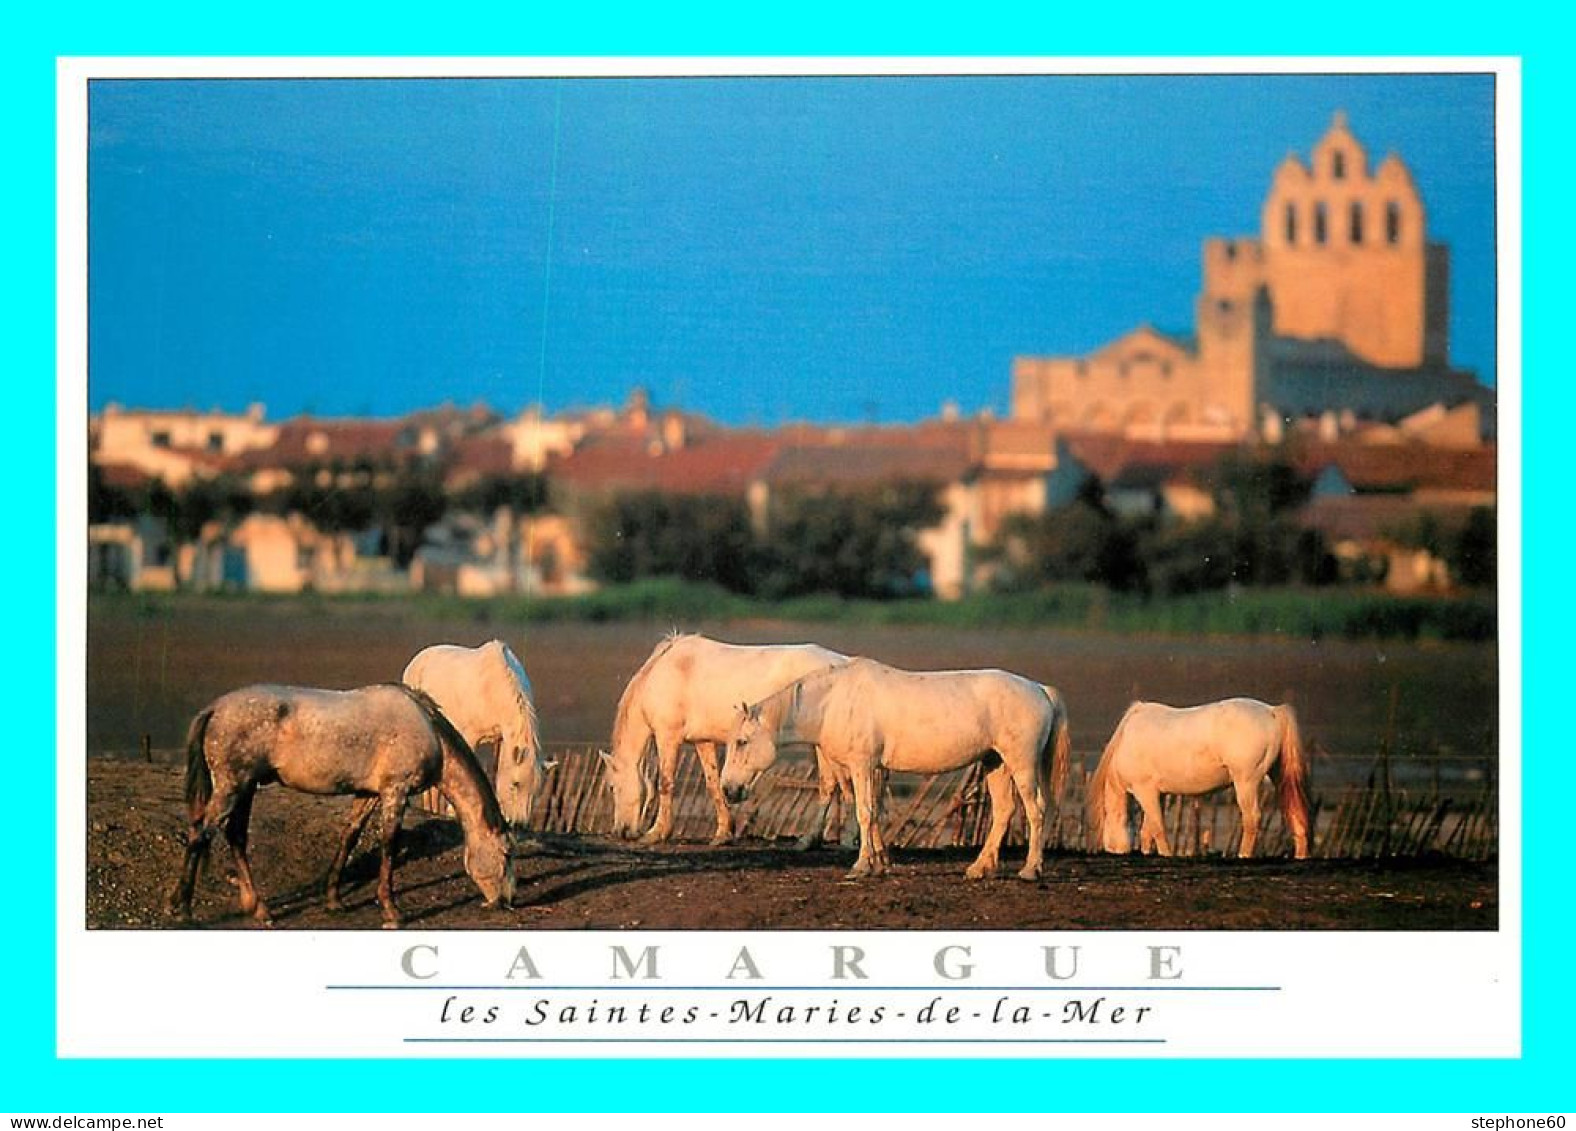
[637,828,670,846]
[1017,866,1043,882]
[708,832,732,847]
[381,918,403,930]
[964,865,993,881]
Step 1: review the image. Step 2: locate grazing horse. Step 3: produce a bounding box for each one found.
[603,633,849,844]
[403,640,552,828]
[165,683,515,928]
[722,658,1072,881]
[1086,698,1311,859]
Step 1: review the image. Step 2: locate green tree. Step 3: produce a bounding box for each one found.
[378,468,448,568]
[165,473,256,543]
[87,464,138,524]
[752,481,945,599]
[990,481,1146,593]
[1450,507,1496,588]
[587,491,755,591]
[454,472,549,517]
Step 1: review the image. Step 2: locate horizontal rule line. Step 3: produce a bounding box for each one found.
[402,1037,1169,1044]
[330,985,1279,992]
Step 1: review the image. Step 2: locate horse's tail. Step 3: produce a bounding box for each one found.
[1039,685,1072,803]
[1086,704,1136,853]
[611,635,679,760]
[1270,704,1312,859]
[183,708,215,820]
[395,683,507,834]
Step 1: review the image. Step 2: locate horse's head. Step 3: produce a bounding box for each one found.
[601,748,652,839]
[497,743,554,829]
[722,701,777,805]
[462,829,515,910]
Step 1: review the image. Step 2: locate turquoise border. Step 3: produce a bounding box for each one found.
[15,6,1556,1112]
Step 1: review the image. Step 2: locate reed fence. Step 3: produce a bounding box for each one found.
[426,742,1502,861]
[110,738,1497,861]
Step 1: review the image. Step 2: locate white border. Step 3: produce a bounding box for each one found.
[58,56,1522,1059]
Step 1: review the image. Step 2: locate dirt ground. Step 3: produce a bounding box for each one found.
[90,760,1496,932]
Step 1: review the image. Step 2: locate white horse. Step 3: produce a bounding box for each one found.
[722,658,1072,881]
[403,640,552,828]
[1086,698,1311,859]
[603,633,849,844]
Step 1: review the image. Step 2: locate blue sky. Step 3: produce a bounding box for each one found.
[87,72,1498,426]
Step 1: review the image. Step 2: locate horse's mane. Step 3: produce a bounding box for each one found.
[610,632,693,751]
[753,660,847,725]
[491,640,542,757]
[391,683,507,833]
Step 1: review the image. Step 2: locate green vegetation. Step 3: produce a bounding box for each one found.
[586,482,945,600]
[101,578,1495,642]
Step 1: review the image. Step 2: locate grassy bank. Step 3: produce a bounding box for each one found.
[95,578,1497,642]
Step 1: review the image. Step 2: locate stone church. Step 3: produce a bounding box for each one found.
[1010,112,1489,441]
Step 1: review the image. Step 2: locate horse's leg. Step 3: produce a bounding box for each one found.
[326,794,379,911]
[165,779,238,921]
[1132,784,1173,857]
[845,762,885,879]
[828,775,849,847]
[1009,756,1048,882]
[692,741,734,845]
[867,771,891,870]
[376,788,410,929]
[639,733,683,844]
[966,764,1017,880]
[797,771,836,852]
[798,754,848,851]
[1232,777,1263,858]
[222,785,271,925]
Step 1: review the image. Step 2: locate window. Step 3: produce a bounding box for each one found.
[1332,150,1346,179]
[1386,201,1401,245]
[1284,202,1297,244]
[150,431,171,449]
[207,432,224,453]
[1349,201,1364,245]
[1314,201,1328,246]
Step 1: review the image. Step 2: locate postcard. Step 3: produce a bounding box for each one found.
[61,56,1519,1059]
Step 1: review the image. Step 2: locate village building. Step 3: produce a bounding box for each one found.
[91,402,278,487]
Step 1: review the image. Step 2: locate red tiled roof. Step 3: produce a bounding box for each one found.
[762,443,975,488]
[1294,442,1497,495]
[447,433,517,480]
[1058,434,1497,499]
[1063,434,1243,481]
[769,419,980,454]
[550,433,785,496]
[94,462,154,489]
[229,417,410,470]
